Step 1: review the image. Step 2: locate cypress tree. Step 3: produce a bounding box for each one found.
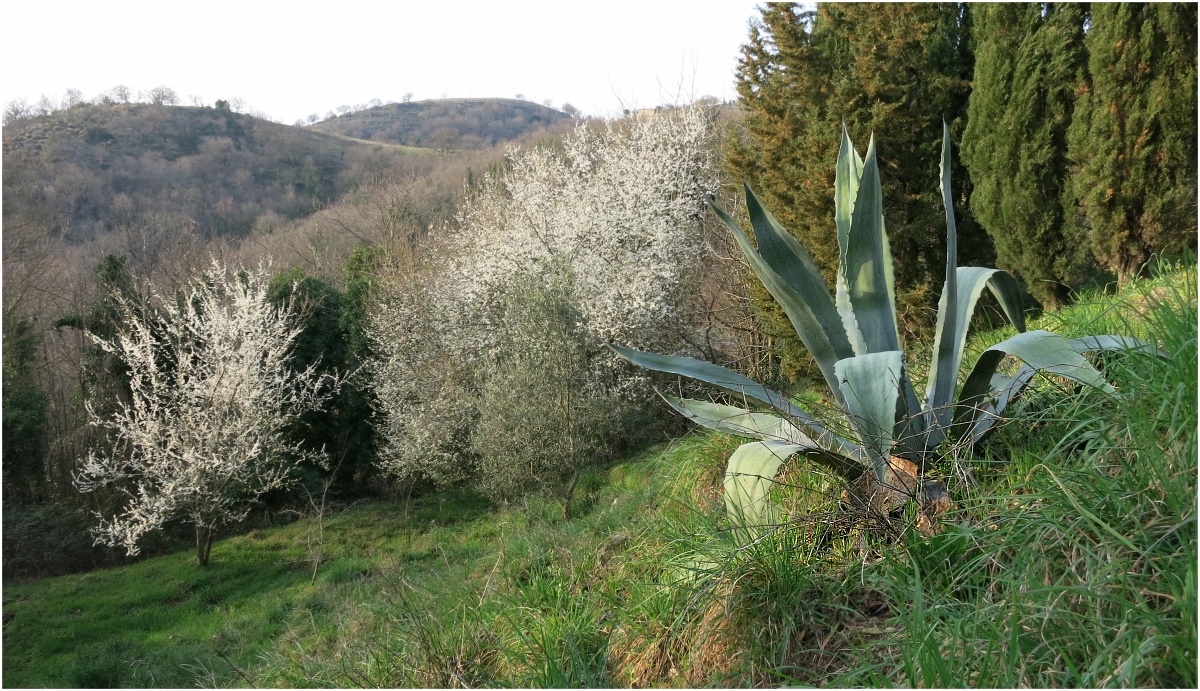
[963,3,1092,309]
[728,2,988,379]
[1066,2,1198,281]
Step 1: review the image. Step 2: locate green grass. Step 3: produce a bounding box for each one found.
[832,262,1198,687]
[1,491,494,687]
[3,264,1195,687]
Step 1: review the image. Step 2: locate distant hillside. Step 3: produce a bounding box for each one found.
[310,98,573,150]
[2,102,435,242]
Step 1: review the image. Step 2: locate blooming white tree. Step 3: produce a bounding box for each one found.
[75,261,342,565]
[369,106,720,486]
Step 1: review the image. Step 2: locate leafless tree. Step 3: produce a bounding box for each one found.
[34,94,56,116]
[61,88,84,110]
[3,97,31,124]
[147,85,179,106]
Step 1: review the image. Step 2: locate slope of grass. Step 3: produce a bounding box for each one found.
[3,264,1194,688]
[831,263,1197,687]
[1,491,493,687]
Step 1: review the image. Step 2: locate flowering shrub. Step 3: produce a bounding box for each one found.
[369,107,720,489]
[75,261,342,565]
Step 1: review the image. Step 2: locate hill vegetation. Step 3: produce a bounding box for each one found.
[2,101,440,244]
[310,97,573,150]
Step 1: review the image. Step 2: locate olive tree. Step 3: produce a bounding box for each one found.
[75,261,342,565]
[471,270,617,517]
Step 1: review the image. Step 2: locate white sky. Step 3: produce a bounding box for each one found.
[1,0,765,123]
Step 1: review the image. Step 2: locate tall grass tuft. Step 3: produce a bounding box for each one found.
[837,263,1197,687]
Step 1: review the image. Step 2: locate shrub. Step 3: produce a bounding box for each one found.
[75,261,343,565]
[471,270,620,516]
[369,106,721,495]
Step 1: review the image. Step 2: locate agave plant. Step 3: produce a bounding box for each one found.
[612,124,1154,539]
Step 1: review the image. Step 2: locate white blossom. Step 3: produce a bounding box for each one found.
[369,107,720,485]
[75,260,342,563]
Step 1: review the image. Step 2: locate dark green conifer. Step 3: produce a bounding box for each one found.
[728,2,988,378]
[963,3,1091,309]
[1066,2,1198,281]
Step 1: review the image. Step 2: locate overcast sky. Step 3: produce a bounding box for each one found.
[1,1,766,123]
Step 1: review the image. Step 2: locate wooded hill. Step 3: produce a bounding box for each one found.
[2,98,573,245]
[309,98,573,150]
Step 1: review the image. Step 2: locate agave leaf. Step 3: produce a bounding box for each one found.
[926,123,959,439]
[835,351,905,481]
[740,187,854,366]
[841,135,900,356]
[662,394,865,478]
[1067,335,1167,359]
[724,440,805,544]
[743,186,830,306]
[926,267,1026,439]
[982,330,1115,392]
[834,124,861,262]
[984,271,1027,332]
[893,376,929,467]
[955,330,1116,446]
[834,125,868,354]
[956,365,1038,449]
[608,344,847,453]
[660,394,808,443]
[709,202,850,403]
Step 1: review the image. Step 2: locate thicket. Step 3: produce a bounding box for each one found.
[368,106,731,502]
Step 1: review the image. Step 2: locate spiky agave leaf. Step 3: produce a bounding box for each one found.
[840,135,900,357]
[607,344,852,455]
[709,199,852,404]
[954,334,1166,447]
[835,351,905,481]
[660,394,864,479]
[955,329,1116,440]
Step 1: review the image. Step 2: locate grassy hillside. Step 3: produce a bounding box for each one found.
[3,265,1194,687]
[310,98,573,149]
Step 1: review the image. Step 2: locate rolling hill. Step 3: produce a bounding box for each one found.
[2,98,573,246]
[309,97,573,149]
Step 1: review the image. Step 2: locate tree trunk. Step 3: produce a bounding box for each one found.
[562,468,580,520]
[196,524,214,566]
